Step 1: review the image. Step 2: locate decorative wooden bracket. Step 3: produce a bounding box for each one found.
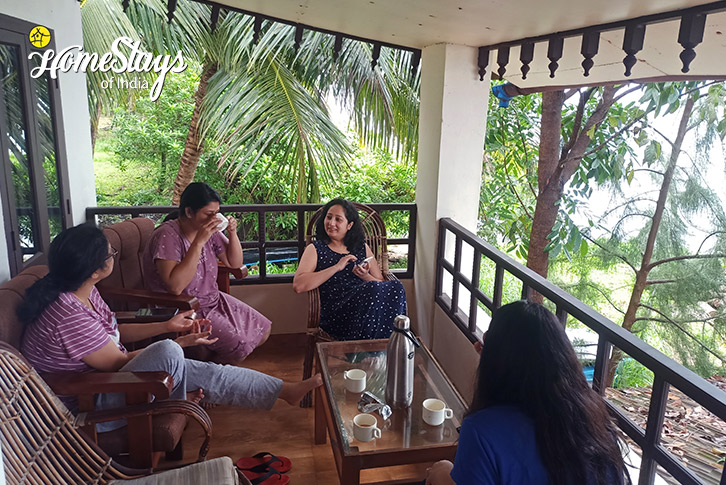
[547,37,564,78]
[210,5,220,34]
[294,24,304,51]
[478,47,489,81]
[496,46,509,79]
[410,50,421,80]
[166,0,177,24]
[519,42,534,80]
[580,31,600,77]
[622,23,646,76]
[677,13,707,73]
[333,33,343,61]
[253,16,263,44]
[371,43,381,69]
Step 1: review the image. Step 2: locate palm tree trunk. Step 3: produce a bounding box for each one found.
[172,62,218,204]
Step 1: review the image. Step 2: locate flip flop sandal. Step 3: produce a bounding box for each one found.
[236,452,292,473]
[239,465,290,485]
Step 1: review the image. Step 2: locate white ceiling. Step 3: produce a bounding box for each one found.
[211,0,726,88]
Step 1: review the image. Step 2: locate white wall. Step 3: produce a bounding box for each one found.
[414,44,490,345]
[0,194,8,283]
[230,279,417,335]
[0,0,96,282]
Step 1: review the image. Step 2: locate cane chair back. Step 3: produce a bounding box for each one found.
[0,343,134,484]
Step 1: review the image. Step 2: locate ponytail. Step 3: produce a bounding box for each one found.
[18,275,64,325]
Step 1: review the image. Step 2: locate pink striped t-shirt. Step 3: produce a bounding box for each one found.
[21,286,127,375]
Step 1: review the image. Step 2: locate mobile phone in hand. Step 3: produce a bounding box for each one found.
[358,256,374,266]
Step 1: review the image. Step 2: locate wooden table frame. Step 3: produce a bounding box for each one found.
[314,340,462,485]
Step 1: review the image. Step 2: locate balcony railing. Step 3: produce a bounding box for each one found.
[435,217,726,485]
[86,203,416,283]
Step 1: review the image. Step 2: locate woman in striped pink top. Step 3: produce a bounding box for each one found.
[19,224,321,433]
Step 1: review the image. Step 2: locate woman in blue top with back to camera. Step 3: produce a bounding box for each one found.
[426,300,631,485]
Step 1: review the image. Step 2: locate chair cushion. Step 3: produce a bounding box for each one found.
[0,265,48,349]
[101,217,156,291]
[97,413,188,457]
[110,456,241,484]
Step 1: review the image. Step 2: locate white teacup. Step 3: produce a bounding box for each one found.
[216,213,229,232]
[353,413,381,442]
[344,369,366,393]
[422,398,454,426]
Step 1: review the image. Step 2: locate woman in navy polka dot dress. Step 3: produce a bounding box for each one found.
[293,198,407,340]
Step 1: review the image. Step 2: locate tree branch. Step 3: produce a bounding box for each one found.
[644,279,677,286]
[584,283,625,315]
[582,110,648,158]
[637,304,726,363]
[647,253,726,270]
[633,168,664,176]
[562,88,595,158]
[696,231,726,255]
[580,232,636,272]
[503,158,534,220]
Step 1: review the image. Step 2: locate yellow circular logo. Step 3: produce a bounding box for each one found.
[29,26,51,49]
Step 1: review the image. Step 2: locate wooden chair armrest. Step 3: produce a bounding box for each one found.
[78,400,212,462]
[383,272,398,282]
[218,264,248,280]
[43,371,173,400]
[97,286,200,311]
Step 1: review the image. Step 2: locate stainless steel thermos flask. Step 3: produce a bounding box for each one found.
[385,315,420,408]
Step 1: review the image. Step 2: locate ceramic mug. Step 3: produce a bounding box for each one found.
[344,369,366,393]
[422,398,454,426]
[216,212,229,232]
[353,413,381,442]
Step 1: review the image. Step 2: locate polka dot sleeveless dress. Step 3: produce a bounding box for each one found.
[313,240,407,340]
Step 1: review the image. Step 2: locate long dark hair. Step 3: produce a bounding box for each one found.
[315,198,365,252]
[179,182,222,219]
[18,224,110,324]
[470,301,629,485]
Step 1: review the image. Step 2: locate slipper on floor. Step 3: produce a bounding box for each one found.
[236,452,292,473]
[239,465,290,485]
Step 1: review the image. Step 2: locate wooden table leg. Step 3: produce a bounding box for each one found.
[314,383,327,444]
[340,458,360,485]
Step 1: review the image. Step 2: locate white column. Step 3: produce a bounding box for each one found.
[413,43,490,345]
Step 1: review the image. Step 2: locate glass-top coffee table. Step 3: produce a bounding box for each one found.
[314,339,466,485]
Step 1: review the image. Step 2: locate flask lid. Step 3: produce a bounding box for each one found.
[393,315,410,330]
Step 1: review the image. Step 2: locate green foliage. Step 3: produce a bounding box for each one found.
[323,147,416,238]
[109,69,197,193]
[613,358,654,388]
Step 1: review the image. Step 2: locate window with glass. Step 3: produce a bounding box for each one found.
[0,14,70,276]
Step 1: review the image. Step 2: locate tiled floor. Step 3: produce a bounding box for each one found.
[173,334,429,484]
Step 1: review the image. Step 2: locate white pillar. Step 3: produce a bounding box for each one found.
[414,43,490,345]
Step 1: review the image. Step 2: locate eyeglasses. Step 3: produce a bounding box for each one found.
[106,248,119,260]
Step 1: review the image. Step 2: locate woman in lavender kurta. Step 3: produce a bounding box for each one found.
[143,183,271,364]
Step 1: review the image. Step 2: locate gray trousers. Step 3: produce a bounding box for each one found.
[96,339,282,432]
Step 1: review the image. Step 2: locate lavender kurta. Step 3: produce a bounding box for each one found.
[143,220,271,362]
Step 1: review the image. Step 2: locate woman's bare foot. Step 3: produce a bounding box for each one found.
[187,389,204,404]
[279,374,323,406]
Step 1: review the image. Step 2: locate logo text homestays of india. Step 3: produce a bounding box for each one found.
[28,35,187,101]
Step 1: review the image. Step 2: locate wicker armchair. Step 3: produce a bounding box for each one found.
[0,342,215,484]
[300,203,399,407]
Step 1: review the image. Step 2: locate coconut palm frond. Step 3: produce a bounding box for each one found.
[200,57,351,202]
